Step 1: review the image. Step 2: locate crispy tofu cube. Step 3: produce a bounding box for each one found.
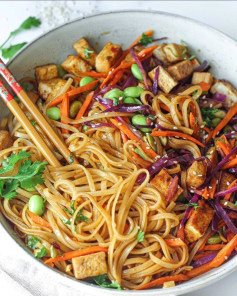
[163,43,187,63]
[192,72,213,86]
[185,200,214,242]
[35,64,58,81]
[219,172,235,192]
[191,58,201,69]
[148,65,178,94]
[38,78,67,102]
[152,44,171,66]
[168,60,194,81]
[150,168,183,201]
[73,38,97,67]
[72,252,107,280]
[95,42,122,73]
[0,130,13,150]
[186,160,207,189]
[125,45,144,63]
[61,55,91,76]
[211,80,237,108]
[206,147,218,169]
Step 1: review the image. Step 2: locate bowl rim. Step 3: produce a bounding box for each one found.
[1,9,237,295]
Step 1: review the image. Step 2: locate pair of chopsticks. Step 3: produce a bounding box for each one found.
[0,58,78,167]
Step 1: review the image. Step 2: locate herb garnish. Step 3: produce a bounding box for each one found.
[201,107,219,128]
[27,235,41,250]
[138,33,153,45]
[35,246,48,258]
[83,46,94,59]
[69,154,74,164]
[184,203,200,210]
[136,228,145,242]
[93,274,122,290]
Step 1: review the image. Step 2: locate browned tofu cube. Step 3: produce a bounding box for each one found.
[163,43,188,63]
[125,45,144,63]
[219,172,235,192]
[191,58,201,69]
[186,160,207,189]
[192,72,213,86]
[61,55,91,76]
[152,44,171,66]
[206,147,218,169]
[168,60,194,81]
[72,252,107,280]
[73,38,97,67]
[0,130,13,150]
[95,42,122,73]
[185,200,214,242]
[148,65,178,94]
[150,168,183,201]
[211,80,237,108]
[35,64,58,81]
[38,78,67,102]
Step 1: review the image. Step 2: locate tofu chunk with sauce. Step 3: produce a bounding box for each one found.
[163,43,188,63]
[152,44,171,66]
[61,55,91,76]
[73,38,97,67]
[95,42,122,73]
[211,80,237,108]
[168,60,194,81]
[148,65,178,94]
[0,130,13,150]
[206,147,218,169]
[72,252,107,280]
[192,72,213,86]
[219,172,235,192]
[186,160,207,189]
[185,200,214,242]
[150,168,183,201]
[35,64,58,81]
[38,78,67,102]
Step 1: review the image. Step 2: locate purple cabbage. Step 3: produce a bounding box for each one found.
[192,253,217,268]
[224,132,237,139]
[121,75,137,90]
[194,60,209,72]
[152,66,159,95]
[214,199,237,234]
[214,186,237,198]
[179,194,199,229]
[212,213,220,232]
[212,93,226,102]
[103,104,150,113]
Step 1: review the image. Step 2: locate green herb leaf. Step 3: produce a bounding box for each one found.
[202,91,208,95]
[0,151,31,175]
[192,90,198,97]
[93,274,122,290]
[35,246,48,258]
[0,179,19,200]
[2,42,27,59]
[63,219,71,225]
[113,98,119,106]
[201,107,219,128]
[83,46,94,59]
[83,125,88,132]
[17,16,41,32]
[27,235,41,250]
[31,121,37,126]
[138,33,153,45]
[136,228,145,242]
[234,201,237,207]
[69,154,74,164]
[181,48,188,56]
[184,203,200,210]
[76,208,88,222]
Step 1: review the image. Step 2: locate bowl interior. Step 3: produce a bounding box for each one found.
[1,10,237,295]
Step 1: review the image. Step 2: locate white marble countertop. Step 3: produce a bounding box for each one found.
[0,1,237,295]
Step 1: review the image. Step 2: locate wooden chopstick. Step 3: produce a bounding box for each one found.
[0,59,78,165]
[0,80,61,167]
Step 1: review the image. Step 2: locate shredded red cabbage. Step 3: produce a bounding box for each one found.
[214,186,237,198]
[152,67,159,95]
[214,199,237,234]
[212,93,226,102]
[94,95,113,107]
[103,104,150,113]
[179,194,199,228]
[192,253,217,268]
[212,213,220,232]
[224,132,237,139]
[194,60,209,72]
[121,75,137,90]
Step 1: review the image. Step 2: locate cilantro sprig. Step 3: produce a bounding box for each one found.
[138,33,153,45]
[201,107,219,128]
[83,46,94,59]
[93,274,122,290]
[184,203,200,210]
[0,151,47,200]
[136,228,145,242]
[64,201,88,223]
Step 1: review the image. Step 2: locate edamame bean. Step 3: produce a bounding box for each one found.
[131,114,151,133]
[104,88,125,99]
[207,234,222,245]
[211,117,222,127]
[124,86,144,98]
[131,64,143,80]
[69,101,82,118]
[29,195,45,216]
[123,97,136,104]
[80,76,96,87]
[46,107,60,120]
[213,110,226,119]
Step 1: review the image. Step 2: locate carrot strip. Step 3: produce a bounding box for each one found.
[135,274,189,290]
[198,82,211,92]
[27,210,53,231]
[131,150,152,168]
[217,137,234,160]
[109,69,127,86]
[165,238,186,247]
[212,103,237,138]
[202,176,217,200]
[74,91,94,127]
[189,112,199,138]
[221,157,237,169]
[60,94,70,134]
[186,262,213,278]
[74,71,108,78]
[129,30,153,49]
[121,132,128,144]
[177,226,185,242]
[48,80,98,107]
[152,130,205,148]
[111,118,158,159]
[204,244,225,251]
[160,103,170,112]
[203,126,213,144]
[224,179,237,200]
[44,246,108,264]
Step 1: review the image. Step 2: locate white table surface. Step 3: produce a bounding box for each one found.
[0,1,237,295]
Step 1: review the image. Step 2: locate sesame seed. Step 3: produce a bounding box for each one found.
[193,171,197,175]
[174,161,178,164]
[118,123,122,126]
[209,186,212,189]
[225,256,228,260]
[227,182,230,186]
[224,202,228,206]
[210,104,213,107]
[152,166,156,169]
[207,194,210,197]
[200,125,205,128]
[190,190,194,193]
[204,135,208,139]
[142,54,145,57]
[109,71,112,75]
[210,150,214,154]
[231,131,235,133]
[216,180,219,184]
[146,146,150,150]
[203,95,206,99]
[164,160,168,163]
[217,132,220,135]
[198,174,203,177]
[133,129,137,132]
[104,113,108,116]
[173,126,178,130]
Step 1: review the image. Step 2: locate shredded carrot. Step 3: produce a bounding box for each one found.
[74,91,94,127]
[203,126,213,144]
[221,157,237,170]
[44,246,108,264]
[212,103,237,138]
[189,112,199,138]
[230,138,236,149]
[109,69,127,86]
[60,94,70,134]
[160,103,170,112]
[227,232,234,242]
[217,136,234,160]
[204,244,225,251]
[152,130,205,148]
[218,220,225,229]
[177,226,185,242]
[198,82,211,92]
[129,30,153,49]
[135,274,189,290]
[202,176,217,200]
[27,210,53,231]
[224,179,237,200]
[48,80,98,107]
[110,118,158,159]
[165,238,186,247]
[121,132,128,144]
[131,150,152,168]
[74,71,108,78]
[186,262,213,278]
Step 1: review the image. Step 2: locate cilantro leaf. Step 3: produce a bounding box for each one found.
[69,154,74,164]
[0,151,30,175]
[83,46,94,59]
[2,42,27,59]
[136,229,145,242]
[93,274,122,290]
[201,107,219,128]
[0,179,19,200]
[76,209,88,222]
[234,201,237,207]
[63,219,71,225]
[35,246,48,258]
[27,235,41,250]
[31,121,37,126]
[138,33,153,45]
[184,203,200,210]
[113,98,119,106]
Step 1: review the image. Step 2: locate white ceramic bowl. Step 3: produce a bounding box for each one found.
[1,10,237,295]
